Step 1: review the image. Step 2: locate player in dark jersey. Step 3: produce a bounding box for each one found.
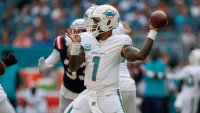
[0,52,17,113]
[38,19,86,113]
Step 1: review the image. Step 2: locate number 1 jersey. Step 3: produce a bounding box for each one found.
[80,32,132,90]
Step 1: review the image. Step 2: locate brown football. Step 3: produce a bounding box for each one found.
[149,10,168,28]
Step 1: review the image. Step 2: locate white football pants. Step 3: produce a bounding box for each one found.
[59,84,79,113]
[64,78,136,113]
[64,89,125,113]
[175,92,199,113]
[120,77,136,113]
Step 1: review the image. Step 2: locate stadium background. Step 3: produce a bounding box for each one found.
[0,0,200,113]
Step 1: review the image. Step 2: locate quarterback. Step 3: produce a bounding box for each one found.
[67,4,162,113]
[65,4,136,113]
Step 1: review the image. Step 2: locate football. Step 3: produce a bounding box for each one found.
[149,10,168,28]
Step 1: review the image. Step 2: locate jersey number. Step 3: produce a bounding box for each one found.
[92,56,100,81]
[66,71,84,81]
[65,59,85,81]
[185,75,194,87]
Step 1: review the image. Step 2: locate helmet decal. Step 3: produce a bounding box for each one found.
[103,9,116,19]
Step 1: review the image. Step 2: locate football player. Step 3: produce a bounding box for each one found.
[65,4,136,113]
[38,19,86,113]
[167,49,200,113]
[67,4,162,113]
[0,52,17,113]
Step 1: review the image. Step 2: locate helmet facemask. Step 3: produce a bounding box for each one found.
[86,17,102,37]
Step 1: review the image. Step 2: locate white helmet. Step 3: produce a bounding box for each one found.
[86,4,120,37]
[70,19,86,33]
[188,48,200,65]
[84,4,98,31]
[84,4,98,18]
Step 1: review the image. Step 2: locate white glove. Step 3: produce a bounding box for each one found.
[38,57,54,73]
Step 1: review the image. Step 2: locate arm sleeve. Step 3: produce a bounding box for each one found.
[167,67,188,80]
[45,49,60,66]
[45,34,66,65]
[123,35,133,46]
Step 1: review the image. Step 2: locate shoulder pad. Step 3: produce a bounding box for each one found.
[54,35,66,50]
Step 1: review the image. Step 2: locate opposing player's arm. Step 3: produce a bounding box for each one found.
[67,45,85,72]
[38,35,64,73]
[45,49,60,65]
[38,49,60,74]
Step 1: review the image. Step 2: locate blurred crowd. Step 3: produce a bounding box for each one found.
[0,0,200,54]
[0,0,200,113]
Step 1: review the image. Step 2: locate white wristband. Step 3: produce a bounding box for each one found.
[70,42,81,55]
[147,30,158,40]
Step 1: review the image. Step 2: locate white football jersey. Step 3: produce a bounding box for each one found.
[80,32,132,90]
[112,23,125,35]
[170,65,200,95]
[119,60,132,78]
[113,23,132,79]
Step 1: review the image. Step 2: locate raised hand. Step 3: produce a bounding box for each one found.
[38,57,54,73]
[66,29,81,43]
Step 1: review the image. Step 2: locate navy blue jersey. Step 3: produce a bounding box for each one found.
[54,35,86,93]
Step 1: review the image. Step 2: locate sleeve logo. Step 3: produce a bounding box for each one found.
[84,44,91,51]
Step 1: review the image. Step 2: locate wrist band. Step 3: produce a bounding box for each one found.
[147,30,158,40]
[70,42,81,55]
